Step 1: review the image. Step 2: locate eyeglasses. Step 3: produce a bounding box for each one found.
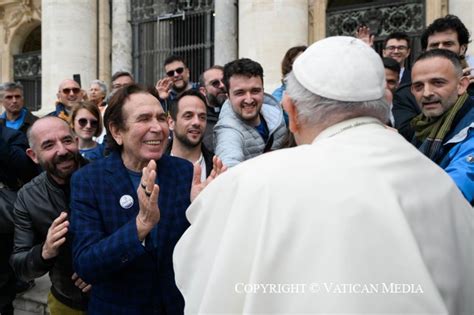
[166,67,185,77]
[62,87,81,94]
[77,118,98,129]
[384,45,408,52]
[208,79,224,89]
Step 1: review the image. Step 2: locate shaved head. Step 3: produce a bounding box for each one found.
[28,116,73,150]
[57,79,83,110]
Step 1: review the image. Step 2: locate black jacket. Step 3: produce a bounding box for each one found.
[166,140,214,177]
[392,82,421,141]
[10,169,88,311]
[0,124,39,190]
[203,105,220,151]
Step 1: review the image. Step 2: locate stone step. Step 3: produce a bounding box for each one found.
[13,274,50,315]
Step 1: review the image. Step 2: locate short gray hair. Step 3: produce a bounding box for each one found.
[90,79,108,94]
[0,82,24,99]
[285,71,389,126]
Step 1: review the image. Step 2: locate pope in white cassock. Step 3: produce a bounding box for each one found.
[173,36,473,314]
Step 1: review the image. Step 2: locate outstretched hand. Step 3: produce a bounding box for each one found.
[355,25,374,47]
[463,67,474,84]
[155,77,173,100]
[190,155,227,202]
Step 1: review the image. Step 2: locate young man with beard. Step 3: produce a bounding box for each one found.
[214,58,287,167]
[155,55,199,111]
[199,65,227,150]
[10,117,89,314]
[168,89,213,181]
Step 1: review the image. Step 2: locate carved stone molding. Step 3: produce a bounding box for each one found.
[131,0,213,22]
[326,0,424,38]
[3,0,41,44]
[13,50,41,78]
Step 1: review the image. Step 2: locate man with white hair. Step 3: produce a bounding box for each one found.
[173,37,473,314]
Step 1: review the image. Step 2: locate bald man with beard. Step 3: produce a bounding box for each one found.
[10,117,89,314]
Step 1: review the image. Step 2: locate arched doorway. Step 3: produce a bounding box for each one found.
[13,25,41,111]
[326,0,425,68]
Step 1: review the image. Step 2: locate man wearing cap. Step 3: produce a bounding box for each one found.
[173,37,473,314]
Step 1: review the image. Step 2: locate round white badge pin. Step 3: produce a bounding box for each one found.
[119,195,134,209]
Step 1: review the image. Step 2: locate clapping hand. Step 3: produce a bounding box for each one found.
[190,155,227,202]
[136,160,160,241]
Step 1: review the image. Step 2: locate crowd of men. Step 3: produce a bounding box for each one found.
[0,13,472,315]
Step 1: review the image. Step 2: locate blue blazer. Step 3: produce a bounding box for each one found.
[70,151,193,315]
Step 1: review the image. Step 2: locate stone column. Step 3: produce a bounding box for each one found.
[41,0,97,115]
[449,0,474,43]
[425,0,448,26]
[309,0,327,43]
[111,0,132,75]
[98,0,111,87]
[239,0,308,93]
[214,0,237,66]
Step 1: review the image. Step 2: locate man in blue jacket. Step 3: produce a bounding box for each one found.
[71,84,224,314]
[411,48,474,203]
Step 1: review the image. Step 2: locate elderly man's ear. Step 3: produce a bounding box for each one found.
[282,94,299,134]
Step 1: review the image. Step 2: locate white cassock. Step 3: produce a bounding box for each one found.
[174,117,473,315]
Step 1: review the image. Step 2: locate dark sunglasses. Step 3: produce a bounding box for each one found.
[77,118,98,129]
[62,87,81,94]
[209,79,224,89]
[166,67,185,77]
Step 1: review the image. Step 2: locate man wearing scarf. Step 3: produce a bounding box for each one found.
[411,48,474,203]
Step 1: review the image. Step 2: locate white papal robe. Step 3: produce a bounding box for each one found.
[174,117,473,315]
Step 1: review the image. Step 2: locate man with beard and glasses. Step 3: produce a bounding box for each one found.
[199,65,227,150]
[167,89,214,181]
[155,55,199,111]
[10,117,89,314]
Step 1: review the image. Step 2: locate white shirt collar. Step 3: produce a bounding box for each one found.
[313,116,384,143]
